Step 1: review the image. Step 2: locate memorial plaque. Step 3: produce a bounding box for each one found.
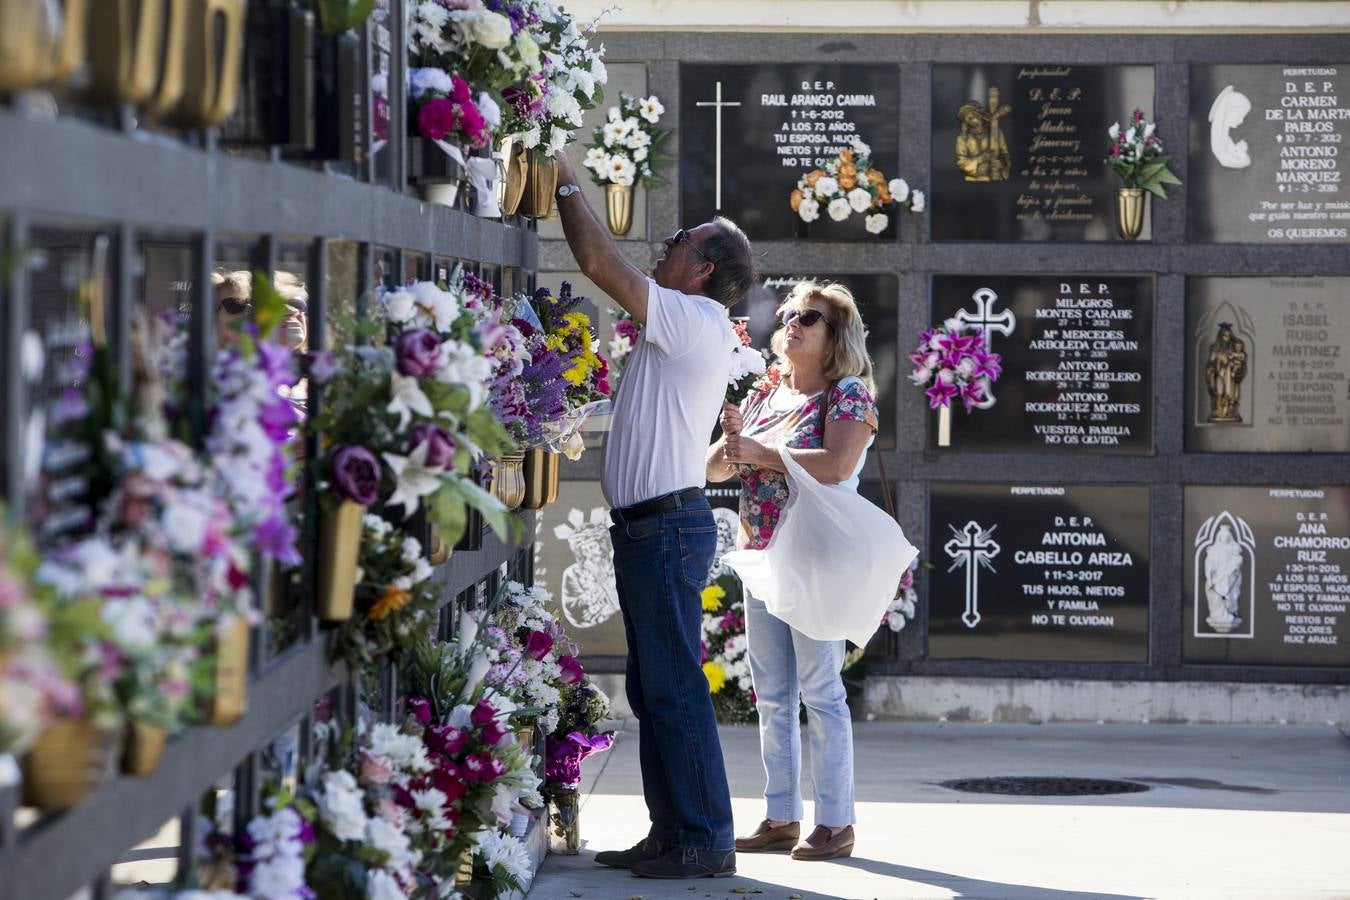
[929,484,1151,662]
[1189,65,1350,243]
[1184,486,1350,666]
[931,64,1155,241]
[1186,277,1350,452]
[679,63,900,241]
[736,274,899,450]
[931,275,1153,454]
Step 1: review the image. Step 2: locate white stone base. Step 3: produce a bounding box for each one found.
[863,676,1350,726]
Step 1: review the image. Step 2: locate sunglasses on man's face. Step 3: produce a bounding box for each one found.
[217,296,251,316]
[670,228,714,264]
[780,307,833,330]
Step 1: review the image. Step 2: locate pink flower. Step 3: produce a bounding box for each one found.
[480,719,507,745]
[361,750,396,784]
[407,696,432,726]
[471,700,498,726]
[417,98,460,142]
[524,629,554,660]
[426,725,469,756]
[558,655,585,685]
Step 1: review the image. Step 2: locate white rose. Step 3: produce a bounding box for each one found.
[850,137,871,158]
[318,771,367,842]
[456,10,513,49]
[848,187,873,214]
[1108,122,1121,140]
[888,178,909,203]
[798,195,820,223]
[383,290,417,323]
[814,176,839,197]
[513,31,540,69]
[827,197,851,222]
[367,817,414,869]
[864,213,889,234]
[910,190,925,212]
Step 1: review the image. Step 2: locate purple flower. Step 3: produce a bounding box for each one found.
[409,422,456,470]
[331,444,380,506]
[544,731,614,787]
[524,629,554,661]
[304,350,336,384]
[426,725,469,757]
[471,700,498,726]
[394,328,442,378]
[558,655,585,685]
[254,513,301,566]
[480,720,507,745]
[259,396,299,442]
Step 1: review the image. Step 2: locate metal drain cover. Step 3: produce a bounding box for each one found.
[940,776,1150,796]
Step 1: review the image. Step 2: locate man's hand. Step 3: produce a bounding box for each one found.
[552,149,649,322]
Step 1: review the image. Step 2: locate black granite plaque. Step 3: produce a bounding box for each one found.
[1189,65,1350,243]
[1184,486,1350,666]
[931,64,1155,241]
[1186,277,1350,452]
[928,484,1150,662]
[679,63,901,241]
[736,274,899,450]
[930,275,1154,454]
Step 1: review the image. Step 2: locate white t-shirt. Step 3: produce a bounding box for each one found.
[602,279,738,509]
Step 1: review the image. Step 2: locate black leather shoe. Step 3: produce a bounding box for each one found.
[631,847,736,879]
[594,837,666,869]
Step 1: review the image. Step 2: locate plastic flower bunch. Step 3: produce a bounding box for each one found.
[583,92,670,188]
[908,318,1003,412]
[531,282,610,407]
[409,68,499,150]
[501,0,608,156]
[882,557,920,632]
[725,319,768,407]
[489,581,580,735]
[606,308,640,382]
[1105,108,1182,197]
[332,514,438,670]
[789,135,925,232]
[0,519,81,756]
[698,575,756,724]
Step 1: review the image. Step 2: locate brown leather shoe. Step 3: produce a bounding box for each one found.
[734,819,800,853]
[790,825,855,860]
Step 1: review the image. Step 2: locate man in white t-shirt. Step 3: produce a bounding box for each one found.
[553,151,755,880]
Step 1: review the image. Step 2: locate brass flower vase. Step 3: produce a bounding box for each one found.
[522,449,561,510]
[122,720,168,776]
[548,787,582,854]
[207,616,250,726]
[500,140,528,217]
[605,183,634,235]
[20,719,120,810]
[937,404,952,447]
[1115,188,1146,241]
[317,500,365,621]
[455,848,474,887]
[487,453,527,510]
[428,529,454,565]
[519,152,558,219]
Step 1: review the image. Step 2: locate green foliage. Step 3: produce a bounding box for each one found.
[250,270,289,344]
[314,0,376,33]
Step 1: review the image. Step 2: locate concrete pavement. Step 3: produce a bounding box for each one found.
[527,720,1350,900]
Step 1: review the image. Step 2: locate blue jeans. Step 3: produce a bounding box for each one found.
[744,592,855,827]
[610,495,734,851]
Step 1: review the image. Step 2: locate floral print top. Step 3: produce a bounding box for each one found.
[735,378,877,550]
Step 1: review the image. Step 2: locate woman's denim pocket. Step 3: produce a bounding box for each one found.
[677,525,718,588]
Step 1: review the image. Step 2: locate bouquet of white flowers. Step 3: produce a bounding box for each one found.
[790,136,925,233]
[583,93,671,188]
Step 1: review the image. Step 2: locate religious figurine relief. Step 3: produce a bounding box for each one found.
[955,87,1012,182]
[1205,322,1248,423]
[1192,512,1255,638]
[1208,85,1253,170]
[552,507,621,629]
[706,506,741,583]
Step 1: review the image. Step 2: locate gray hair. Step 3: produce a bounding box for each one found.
[699,216,755,308]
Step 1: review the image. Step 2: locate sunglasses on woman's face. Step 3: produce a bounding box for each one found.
[217,296,251,316]
[780,307,833,330]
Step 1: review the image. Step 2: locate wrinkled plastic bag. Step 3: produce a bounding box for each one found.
[722,447,918,647]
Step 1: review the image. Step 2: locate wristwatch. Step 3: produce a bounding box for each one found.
[557,183,582,199]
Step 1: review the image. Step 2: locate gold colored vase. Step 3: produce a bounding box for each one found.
[20,720,120,810]
[89,0,165,103]
[455,848,474,887]
[487,453,527,510]
[0,0,59,92]
[519,152,558,219]
[317,500,365,621]
[207,615,250,726]
[428,529,454,565]
[1115,188,1146,241]
[521,449,561,510]
[170,0,245,125]
[605,183,634,235]
[514,724,536,756]
[937,404,952,447]
[122,721,168,776]
[500,141,528,217]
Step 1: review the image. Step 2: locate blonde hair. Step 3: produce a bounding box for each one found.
[770,280,876,395]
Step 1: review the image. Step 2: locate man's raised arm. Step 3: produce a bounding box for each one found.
[552,150,651,323]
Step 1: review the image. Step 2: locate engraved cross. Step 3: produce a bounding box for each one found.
[944,520,1000,629]
[956,287,1015,409]
[695,81,742,213]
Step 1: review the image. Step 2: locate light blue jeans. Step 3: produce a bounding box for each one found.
[744,592,856,828]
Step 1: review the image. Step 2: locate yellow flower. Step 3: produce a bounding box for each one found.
[563,311,592,333]
[702,661,726,694]
[563,361,589,386]
[701,584,726,611]
[369,584,412,621]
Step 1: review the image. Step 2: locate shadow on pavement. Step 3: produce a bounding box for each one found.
[834,856,1146,900]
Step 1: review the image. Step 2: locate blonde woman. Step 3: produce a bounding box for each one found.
[706,281,878,861]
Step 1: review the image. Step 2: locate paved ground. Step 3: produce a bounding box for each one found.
[527,719,1350,900]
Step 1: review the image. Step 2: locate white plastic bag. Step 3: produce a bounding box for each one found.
[722,447,918,646]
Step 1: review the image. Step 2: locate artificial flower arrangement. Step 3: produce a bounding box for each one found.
[882,557,920,633]
[606,308,640,390]
[699,574,757,725]
[907,318,1004,412]
[331,514,438,670]
[725,318,769,408]
[790,136,925,234]
[409,67,500,152]
[582,93,670,188]
[531,282,611,411]
[1104,108,1182,198]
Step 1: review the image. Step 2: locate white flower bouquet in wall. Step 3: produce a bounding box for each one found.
[582,93,671,234]
[789,136,925,235]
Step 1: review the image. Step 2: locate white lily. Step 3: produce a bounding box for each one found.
[387,373,434,432]
[381,442,444,519]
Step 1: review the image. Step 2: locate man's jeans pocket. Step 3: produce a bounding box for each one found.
[677,525,718,588]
